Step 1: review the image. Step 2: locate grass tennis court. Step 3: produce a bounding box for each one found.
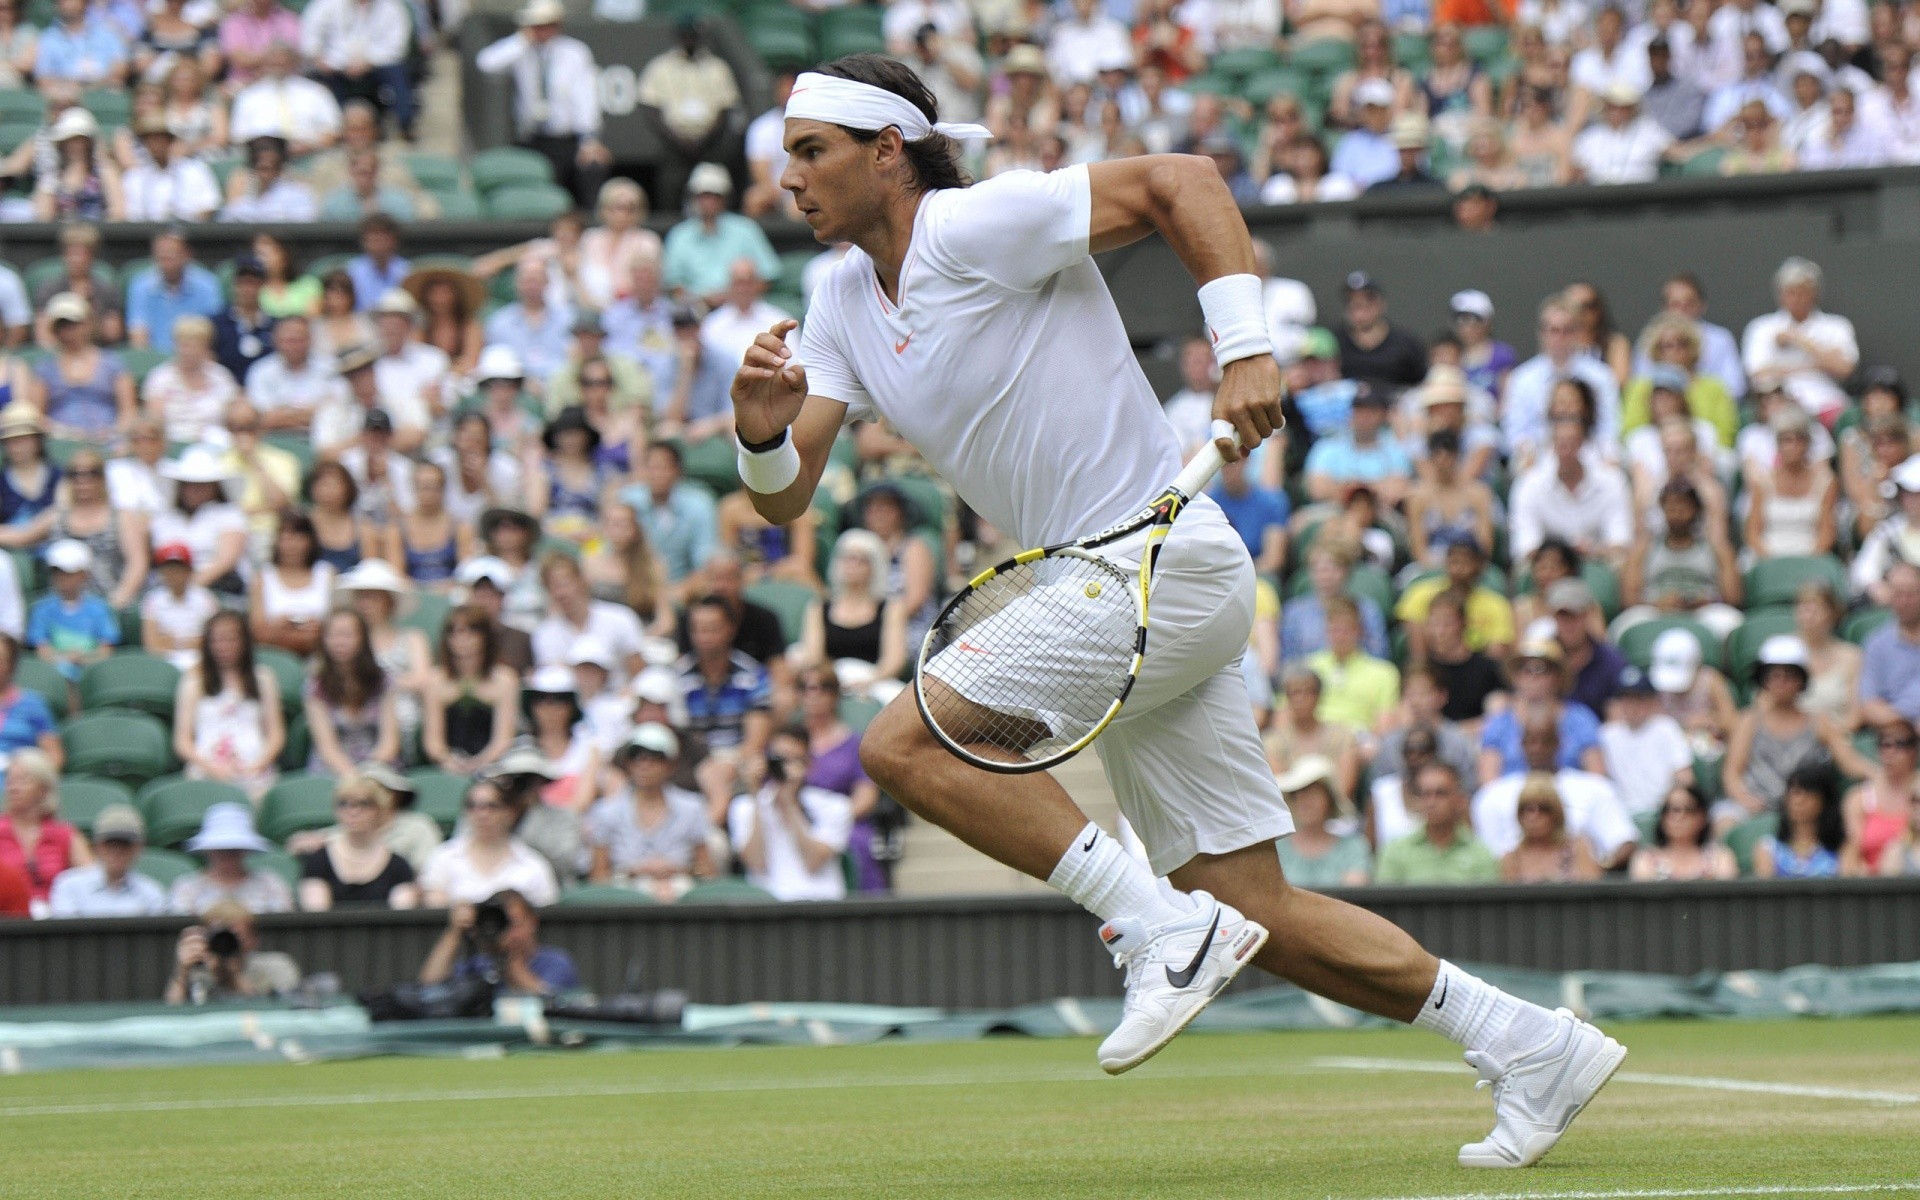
[2,1017,1916,1199]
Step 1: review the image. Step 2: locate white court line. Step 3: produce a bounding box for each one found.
[1367,1183,1920,1200]
[1313,1057,1920,1106]
[0,1059,1303,1119]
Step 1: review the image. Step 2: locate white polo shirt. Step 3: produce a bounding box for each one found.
[1471,768,1639,859]
[1741,307,1859,418]
[728,785,854,902]
[800,167,1186,549]
[532,601,647,683]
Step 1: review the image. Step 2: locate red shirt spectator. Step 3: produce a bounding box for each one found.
[0,859,29,916]
[0,748,86,905]
[1434,0,1512,26]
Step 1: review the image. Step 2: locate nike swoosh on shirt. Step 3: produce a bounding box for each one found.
[1165,909,1219,989]
[894,333,914,353]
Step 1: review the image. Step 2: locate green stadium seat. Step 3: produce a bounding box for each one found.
[0,89,44,123]
[1680,147,1726,177]
[1581,560,1624,621]
[81,88,132,129]
[279,712,311,773]
[745,1,812,38]
[406,769,467,834]
[1183,73,1240,96]
[402,152,463,192]
[14,654,70,721]
[1844,607,1890,644]
[61,710,173,787]
[855,476,945,537]
[135,847,199,886]
[818,24,886,57]
[1692,753,1723,802]
[485,183,574,220]
[1211,46,1284,81]
[1743,555,1849,611]
[469,146,555,195]
[1724,815,1775,877]
[748,23,816,67]
[837,695,882,733]
[557,883,659,906]
[1617,616,1719,672]
[678,878,776,904]
[1286,562,1395,617]
[399,592,454,639]
[254,849,302,887]
[678,435,742,495]
[140,777,251,848]
[429,188,485,220]
[746,579,818,644]
[816,3,881,39]
[1393,32,1432,71]
[8,547,42,595]
[258,774,339,843]
[78,652,182,719]
[23,255,67,297]
[1461,26,1510,65]
[263,432,315,475]
[1723,608,1799,685]
[305,252,356,281]
[1289,38,1357,78]
[58,776,137,833]
[255,647,308,714]
[1634,807,1660,845]
[120,347,170,386]
[1242,67,1309,106]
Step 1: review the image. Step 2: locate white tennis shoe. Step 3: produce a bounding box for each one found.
[1458,1007,1627,1168]
[1096,891,1268,1075]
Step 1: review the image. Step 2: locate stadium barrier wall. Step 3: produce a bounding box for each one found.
[3,878,1916,1008]
[9,166,1920,386]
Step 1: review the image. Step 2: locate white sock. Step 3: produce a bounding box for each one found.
[1411,960,1558,1061]
[1048,823,1191,926]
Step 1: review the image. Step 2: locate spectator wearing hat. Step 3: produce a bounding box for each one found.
[27,537,116,683]
[486,259,575,391]
[1405,396,1497,553]
[366,287,448,428]
[1369,113,1446,194]
[1724,634,1863,828]
[32,107,124,225]
[121,113,221,223]
[477,0,610,209]
[46,804,165,917]
[662,163,780,305]
[585,723,714,899]
[1859,561,1920,726]
[1444,290,1515,398]
[335,557,431,726]
[1543,577,1629,714]
[30,226,121,348]
[516,666,603,817]
[228,37,341,151]
[0,405,60,537]
[1375,762,1500,885]
[0,747,84,914]
[146,542,219,671]
[1602,665,1695,818]
[476,505,546,630]
[168,802,294,915]
[299,0,415,138]
[635,16,741,210]
[400,264,486,383]
[1850,458,1920,603]
[1472,707,1639,868]
[1742,256,1858,424]
[1303,383,1414,508]
[1329,78,1401,189]
[1275,755,1372,888]
[337,407,415,529]
[1479,637,1606,779]
[542,317,651,453]
[1397,530,1513,660]
[313,344,406,461]
[126,229,223,354]
[153,445,249,599]
[454,556,535,673]
[455,346,543,457]
[219,134,319,225]
[526,404,614,536]
[208,258,277,387]
[1334,272,1427,389]
[164,898,302,1004]
[1643,626,1736,754]
[619,442,718,590]
[1572,83,1676,184]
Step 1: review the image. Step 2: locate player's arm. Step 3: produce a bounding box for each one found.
[730,319,845,525]
[1084,155,1281,459]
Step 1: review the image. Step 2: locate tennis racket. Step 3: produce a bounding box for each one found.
[914,424,1247,774]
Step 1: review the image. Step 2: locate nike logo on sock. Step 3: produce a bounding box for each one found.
[1435,976,1450,1011]
[1081,833,1098,852]
[1165,909,1218,989]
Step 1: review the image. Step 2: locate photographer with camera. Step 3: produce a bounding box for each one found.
[418,889,579,996]
[727,726,854,901]
[164,900,302,1005]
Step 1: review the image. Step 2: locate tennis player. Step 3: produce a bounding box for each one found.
[729,55,1625,1168]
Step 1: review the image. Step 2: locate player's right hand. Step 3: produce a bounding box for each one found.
[730,319,808,445]
[1213,354,1285,462]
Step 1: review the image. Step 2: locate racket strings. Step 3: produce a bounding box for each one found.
[922,553,1140,764]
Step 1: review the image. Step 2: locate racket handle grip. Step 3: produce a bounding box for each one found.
[1172,421,1239,499]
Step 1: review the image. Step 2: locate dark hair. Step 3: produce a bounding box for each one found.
[0,630,18,677]
[255,232,299,280]
[815,54,969,192]
[1426,590,1466,621]
[646,440,683,470]
[1532,536,1583,581]
[453,409,493,444]
[199,609,261,703]
[1655,783,1711,848]
[1427,428,1461,456]
[274,508,320,568]
[772,722,812,753]
[359,212,400,239]
[1780,765,1845,852]
[304,460,359,510]
[1667,272,1705,303]
[1402,665,1445,696]
[1323,594,1360,624]
[315,609,385,709]
[439,603,499,676]
[1402,721,1439,759]
[1429,330,1463,353]
[321,268,354,294]
[1567,280,1617,344]
[1413,759,1462,792]
[1549,376,1599,434]
[689,594,736,626]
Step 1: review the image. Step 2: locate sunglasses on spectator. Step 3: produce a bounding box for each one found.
[1517,803,1553,815]
[336,796,377,811]
[1663,804,1703,817]
[800,680,834,692]
[1880,737,1919,751]
[1411,787,1456,800]
[1518,661,1555,675]
[580,377,613,388]
[463,799,509,812]
[68,466,103,478]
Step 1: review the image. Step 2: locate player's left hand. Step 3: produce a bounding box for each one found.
[1212,355,1284,462]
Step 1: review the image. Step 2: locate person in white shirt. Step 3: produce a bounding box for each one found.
[1047,0,1131,85]
[1704,0,1790,92]
[1473,709,1640,868]
[122,115,221,222]
[1501,297,1621,462]
[314,342,429,457]
[530,553,646,684]
[1516,0,1591,48]
[739,58,1625,1126]
[743,69,798,219]
[1600,667,1695,817]
[1509,410,1635,562]
[1161,334,1218,456]
[699,258,794,371]
[1740,256,1858,423]
[1811,0,1870,51]
[1570,7,1654,127]
[1797,85,1889,168]
[248,316,346,431]
[369,289,450,434]
[228,40,343,155]
[300,0,416,137]
[1704,33,1795,131]
[1860,43,1920,163]
[107,418,171,517]
[418,778,560,907]
[475,0,611,208]
[47,804,169,918]
[728,727,854,901]
[219,135,318,224]
[1572,84,1675,184]
[882,0,974,56]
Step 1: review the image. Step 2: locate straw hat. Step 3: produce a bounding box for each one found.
[0,406,47,440]
[1273,755,1356,821]
[402,265,487,316]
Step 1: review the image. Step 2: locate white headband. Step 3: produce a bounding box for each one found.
[785,71,993,142]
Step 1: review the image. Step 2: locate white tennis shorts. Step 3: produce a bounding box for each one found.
[928,500,1294,876]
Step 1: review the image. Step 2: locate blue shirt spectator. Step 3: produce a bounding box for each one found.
[347,253,412,312]
[27,593,118,659]
[0,679,56,760]
[1303,429,1414,486]
[1480,702,1603,776]
[1330,128,1398,190]
[126,263,222,354]
[619,476,717,584]
[1211,476,1290,565]
[1281,593,1390,665]
[662,211,780,301]
[602,292,677,390]
[677,649,770,750]
[485,302,574,387]
[1565,638,1630,716]
[35,18,127,86]
[452,945,580,993]
[1293,379,1359,439]
[1859,619,1920,723]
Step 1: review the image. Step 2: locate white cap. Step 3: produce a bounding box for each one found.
[1602,80,1643,107]
[620,722,680,760]
[1353,78,1396,108]
[516,0,564,24]
[372,289,420,317]
[44,538,94,574]
[632,665,679,706]
[1449,289,1494,321]
[688,163,733,196]
[455,555,515,589]
[1888,454,1920,495]
[1757,634,1810,673]
[475,344,525,384]
[566,634,616,670]
[1648,628,1703,693]
[526,665,577,697]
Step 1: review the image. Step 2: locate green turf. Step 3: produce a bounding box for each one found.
[2,1018,1918,1198]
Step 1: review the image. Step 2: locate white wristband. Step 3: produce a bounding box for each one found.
[1198,273,1272,369]
[737,429,802,494]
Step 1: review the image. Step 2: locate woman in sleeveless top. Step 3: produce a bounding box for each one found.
[295,773,420,911]
[1619,478,1743,641]
[1724,637,1858,828]
[852,484,938,652]
[334,560,432,742]
[1844,719,1920,874]
[1756,766,1851,879]
[1506,86,1572,187]
[0,408,60,546]
[306,611,400,775]
[580,503,674,636]
[1629,784,1739,881]
[385,461,469,589]
[251,510,334,657]
[716,486,820,588]
[49,447,148,609]
[1418,24,1492,144]
[33,301,133,439]
[0,347,32,415]
[1795,581,1860,728]
[1744,413,1836,560]
[422,605,520,776]
[174,611,284,803]
[306,461,371,574]
[527,406,611,546]
[1404,428,1495,570]
[799,530,908,695]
